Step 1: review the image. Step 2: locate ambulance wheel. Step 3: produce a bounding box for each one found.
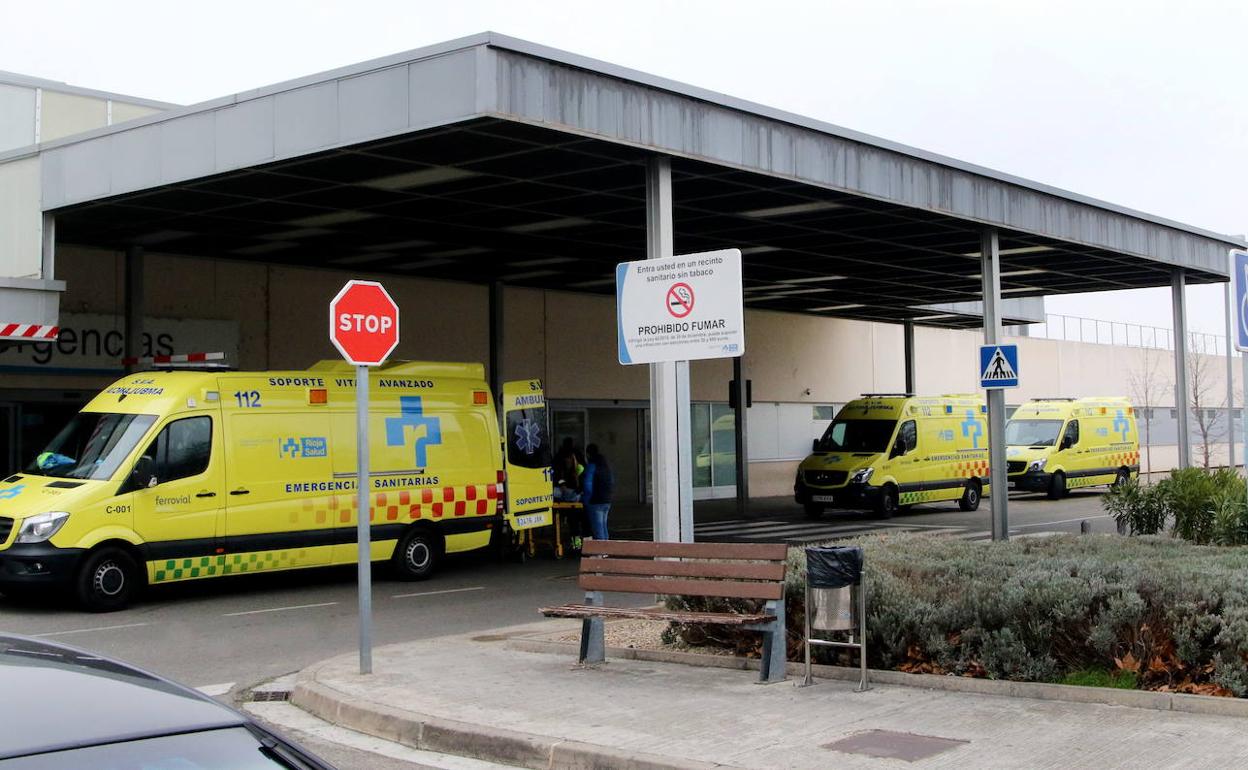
[958,481,982,512]
[874,486,898,519]
[75,546,140,613]
[393,528,439,581]
[803,503,824,519]
[1113,468,1131,489]
[1048,472,1068,500]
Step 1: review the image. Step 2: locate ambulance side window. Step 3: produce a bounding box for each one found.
[892,420,916,457]
[146,416,212,484]
[1062,420,1080,449]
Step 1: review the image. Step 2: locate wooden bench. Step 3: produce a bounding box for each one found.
[539,540,790,683]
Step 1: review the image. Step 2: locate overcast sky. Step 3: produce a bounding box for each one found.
[4,0,1244,338]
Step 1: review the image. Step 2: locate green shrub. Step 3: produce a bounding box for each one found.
[1103,479,1166,535]
[665,534,1248,695]
[1102,467,1248,546]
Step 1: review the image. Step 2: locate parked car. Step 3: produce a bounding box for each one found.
[0,633,333,768]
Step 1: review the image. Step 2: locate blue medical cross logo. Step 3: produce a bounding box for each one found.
[280,438,301,458]
[386,396,442,468]
[0,484,24,500]
[1112,409,1130,442]
[961,409,983,449]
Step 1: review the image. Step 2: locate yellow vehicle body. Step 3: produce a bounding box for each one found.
[1006,397,1139,498]
[0,361,551,610]
[795,394,989,517]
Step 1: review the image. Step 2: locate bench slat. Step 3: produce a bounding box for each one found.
[539,604,775,625]
[580,573,784,601]
[580,557,785,582]
[582,540,787,561]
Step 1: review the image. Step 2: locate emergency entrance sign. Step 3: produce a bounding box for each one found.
[616,249,744,364]
[979,344,1019,389]
[330,280,400,366]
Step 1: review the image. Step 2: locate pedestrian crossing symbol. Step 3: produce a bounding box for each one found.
[979,344,1019,389]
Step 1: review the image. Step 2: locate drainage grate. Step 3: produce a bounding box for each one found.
[823,730,968,762]
[249,690,292,702]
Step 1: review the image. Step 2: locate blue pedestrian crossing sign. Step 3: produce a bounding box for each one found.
[979,344,1019,389]
[1231,250,1248,353]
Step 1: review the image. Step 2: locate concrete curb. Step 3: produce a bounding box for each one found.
[291,658,742,770]
[506,636,1248,719]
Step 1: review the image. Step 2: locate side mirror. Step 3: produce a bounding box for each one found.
[1059,437,1072,451]
[889,442,904,459]
[131,455,157,489]
[812,439,820,452]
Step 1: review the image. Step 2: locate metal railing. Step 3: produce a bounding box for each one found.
[1008,313,1232,356]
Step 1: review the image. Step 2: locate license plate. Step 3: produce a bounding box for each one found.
[812,495,836,503]
[512,512,551,530]
[1008,482,1017,490]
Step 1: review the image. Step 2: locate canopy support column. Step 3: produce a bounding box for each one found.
[124,245,144,373]
[489,280,504,405]
[903,321,916,394]
[1225,282,1236,470]
[732,355,750,518]
[647,156,693,543]
[1174,270,1191,469]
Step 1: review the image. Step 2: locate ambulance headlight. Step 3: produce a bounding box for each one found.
[1029,459,1047,472]
[16,512,69,544]
[850,467,874,484]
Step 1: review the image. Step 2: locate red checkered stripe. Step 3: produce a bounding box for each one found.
[0,323,58,341]
[954,460,990,478]
[1107,449,1141,466]
[300,484,499,525]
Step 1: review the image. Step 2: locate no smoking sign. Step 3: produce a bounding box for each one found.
[667,282,695,318]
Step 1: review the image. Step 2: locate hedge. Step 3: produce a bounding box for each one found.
[666,534,1248,696]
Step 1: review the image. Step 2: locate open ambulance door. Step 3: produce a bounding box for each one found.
[500,379,554,532]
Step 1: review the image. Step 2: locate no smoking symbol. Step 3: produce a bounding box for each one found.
[667,282,695,318]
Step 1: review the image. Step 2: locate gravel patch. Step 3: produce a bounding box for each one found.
[553,618,734,656]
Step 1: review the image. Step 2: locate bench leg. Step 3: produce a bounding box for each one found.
[578,590,605,665]
[758,599,787,684]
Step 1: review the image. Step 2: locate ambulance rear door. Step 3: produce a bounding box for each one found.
[500,380,553,531]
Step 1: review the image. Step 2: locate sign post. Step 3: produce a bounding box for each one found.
[978,343,1019,541]
[329,280,400,675]
[1230,251,1248,499]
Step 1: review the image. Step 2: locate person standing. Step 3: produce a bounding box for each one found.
[581,443,614,541]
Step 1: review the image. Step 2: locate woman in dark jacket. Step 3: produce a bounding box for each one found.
[580,443,614,541]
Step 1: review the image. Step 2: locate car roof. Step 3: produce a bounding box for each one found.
[0,633,246,760]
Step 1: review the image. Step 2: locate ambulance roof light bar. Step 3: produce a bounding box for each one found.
[121,351,232,370]
[860,392,914,398]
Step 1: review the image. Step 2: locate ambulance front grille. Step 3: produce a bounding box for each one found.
[0,517,12,545]
[805,470,848,487]
[1006,461,1028,474]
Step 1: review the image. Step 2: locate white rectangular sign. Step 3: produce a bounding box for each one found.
[616,248,744,364]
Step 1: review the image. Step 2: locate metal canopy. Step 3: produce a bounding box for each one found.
[26,33,1244,328]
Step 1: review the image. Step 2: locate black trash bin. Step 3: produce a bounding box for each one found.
[801,546,868,690]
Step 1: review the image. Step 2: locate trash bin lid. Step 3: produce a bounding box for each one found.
[806,546,863,589]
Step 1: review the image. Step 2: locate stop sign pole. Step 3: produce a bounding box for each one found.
[329,280,400,675]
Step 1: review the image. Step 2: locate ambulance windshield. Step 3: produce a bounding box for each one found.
[815,419,896,453]
[1005,419,1063,447]
[26,412,157,480]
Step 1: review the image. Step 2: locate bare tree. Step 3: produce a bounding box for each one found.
[1128,346,1170,475]
[1188,347,1226,469]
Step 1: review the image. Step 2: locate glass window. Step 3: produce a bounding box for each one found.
[1005,419,1063,447]
[26,412,156,480]
[894,420,917,455]
[710,403,736,486]
[815,419,897,453]
[145,416,212,484]
[690,403,712,488]
[505,407,552,469]
[1064,419,1080,447]
[812,405,836,421]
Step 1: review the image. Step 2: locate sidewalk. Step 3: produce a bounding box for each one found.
[292,620,1248,770]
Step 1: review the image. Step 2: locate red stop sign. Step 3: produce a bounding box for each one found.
[329,280,400,366]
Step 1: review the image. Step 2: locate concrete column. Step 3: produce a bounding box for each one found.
[980,229,1009,542]
[40,213,55,280]
[732,355,749,518]
[646,156,694,543]
[903,321,916,394]
[489,280,504,408]
[124,245,144,373]
[1225,282,1236,469]
[1173,270,1190,469]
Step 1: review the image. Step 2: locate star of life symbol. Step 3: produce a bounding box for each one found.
[514,419,543,456]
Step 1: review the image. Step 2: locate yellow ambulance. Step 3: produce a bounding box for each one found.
[0,361,553,611]
[795,394,989,518]
[1006,397,1139,498]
